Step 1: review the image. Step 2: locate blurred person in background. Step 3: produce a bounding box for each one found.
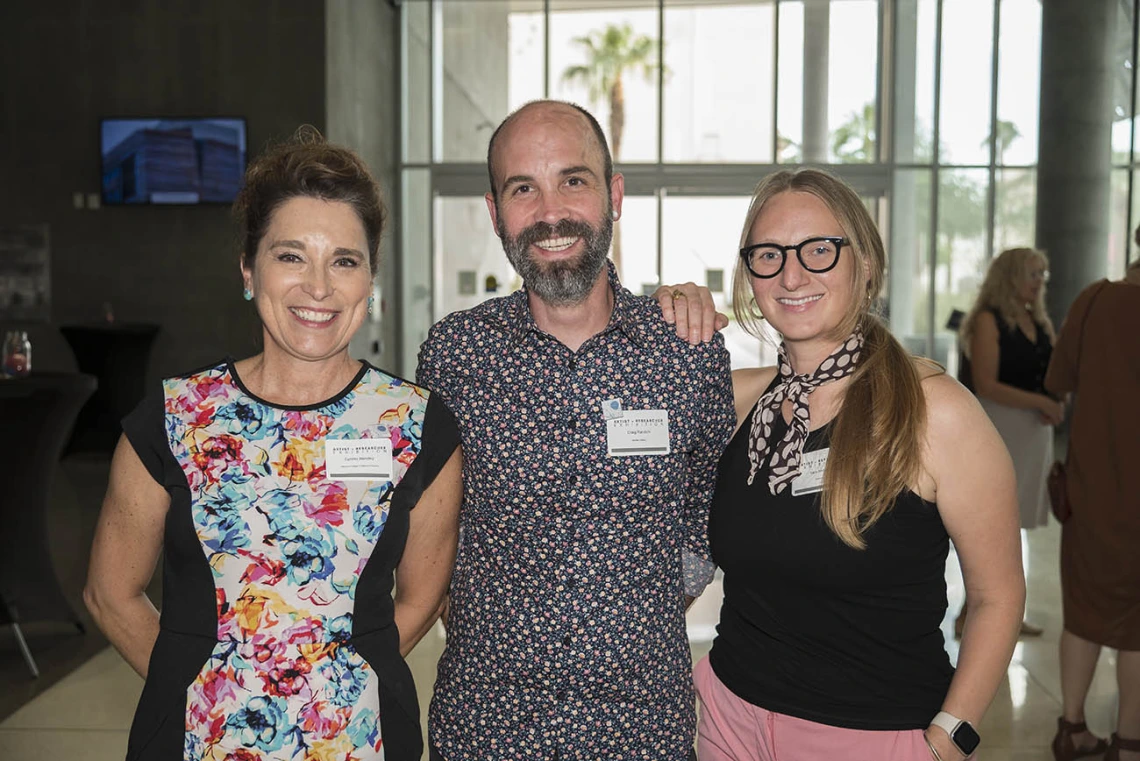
[1045,254,1140,761]
[957,247,1061,638]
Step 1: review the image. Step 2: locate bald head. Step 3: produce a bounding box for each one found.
[486,100,613,203]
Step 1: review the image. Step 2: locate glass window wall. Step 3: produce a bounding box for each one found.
[398,0,1080,376]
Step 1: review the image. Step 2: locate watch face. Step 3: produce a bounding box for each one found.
[953,722,981,755]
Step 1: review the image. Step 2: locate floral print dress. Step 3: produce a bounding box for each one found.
[120,359,458,761]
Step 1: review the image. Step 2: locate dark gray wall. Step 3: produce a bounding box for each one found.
[0,0,327,379]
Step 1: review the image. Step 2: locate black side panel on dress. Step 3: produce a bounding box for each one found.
[390,392,460,515]
[121,384,219,759]
[353,392,458,761]
[354,471,418,760]
[126,630,215,761]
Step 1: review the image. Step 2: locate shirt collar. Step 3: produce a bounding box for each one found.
[505,260,646,349]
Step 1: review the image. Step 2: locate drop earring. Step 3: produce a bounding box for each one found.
[367,295,375,314]
[243,288,253,301]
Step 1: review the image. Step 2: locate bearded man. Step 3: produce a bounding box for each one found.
[417,100,735,761]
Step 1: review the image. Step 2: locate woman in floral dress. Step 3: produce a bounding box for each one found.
[84,129,462,761]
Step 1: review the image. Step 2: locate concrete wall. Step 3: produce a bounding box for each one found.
[0,0,326,379]
[325,0,401,373]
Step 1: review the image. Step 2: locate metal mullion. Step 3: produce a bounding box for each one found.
[427,0,438,340]
[773,0,781,163]
[657,187,666,287]
[396,2,413,371]
[1128,0,1140,271]
[875,0,888,165]
[656,0,665,284]
[883,0,897,310]
[984,0,1000,262]
[657,0,664,166]
[430,0,442,165]
[544,0,551,98]
[928,0,944,358]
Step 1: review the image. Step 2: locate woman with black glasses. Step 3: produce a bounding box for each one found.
[685,168,1025,761]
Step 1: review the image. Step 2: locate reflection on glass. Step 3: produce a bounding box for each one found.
[994,169,1037,252]
[550,1,661,162]
[776,1,805,163]
[617,196,660,296]
[939,1,994,165]
[1110,169,1131,278]
[934,169,990,368]
[441,1,544,162]
[1008,661,1029,713]
[996,0,1041,166]
[895,0,937,164]
[890,169,933,356]
[828,0,879,164]
[663,1,775,163]
[434,197,516,320]
[662,196,772,368]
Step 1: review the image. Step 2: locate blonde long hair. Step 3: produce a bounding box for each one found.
[959,247,1055,358]
[731,169,934,550]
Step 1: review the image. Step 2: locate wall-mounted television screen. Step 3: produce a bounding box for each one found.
[101,118,247,205]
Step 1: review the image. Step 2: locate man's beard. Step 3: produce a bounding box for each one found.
[499,212,613,306]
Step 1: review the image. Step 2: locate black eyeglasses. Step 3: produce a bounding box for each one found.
[740,236,848,279]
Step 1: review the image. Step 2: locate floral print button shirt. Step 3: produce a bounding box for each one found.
[418,263,735,761]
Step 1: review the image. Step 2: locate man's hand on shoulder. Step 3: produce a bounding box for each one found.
[652,283,729,346]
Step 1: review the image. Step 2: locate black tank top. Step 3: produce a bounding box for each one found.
[960,309,1053,394]
[708,391,954,731]
[992,309,1052,393]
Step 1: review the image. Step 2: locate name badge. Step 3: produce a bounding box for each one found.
[606,410,670,457]
[325,438,393,481]
[791,447,829,496]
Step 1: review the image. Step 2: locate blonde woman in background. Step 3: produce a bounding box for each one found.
[957,248,1062,637]
[689,169,1024,761]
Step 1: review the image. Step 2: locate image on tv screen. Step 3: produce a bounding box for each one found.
[101,118,247,205]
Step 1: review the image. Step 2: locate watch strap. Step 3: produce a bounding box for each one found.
[930,711,961,737]
[931,711,979,755]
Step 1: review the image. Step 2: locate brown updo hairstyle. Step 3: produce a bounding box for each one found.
[233,126,385,272]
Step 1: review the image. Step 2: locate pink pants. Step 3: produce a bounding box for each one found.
[693,656,933,761]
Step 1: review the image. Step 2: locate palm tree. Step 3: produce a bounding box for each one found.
[830,103,877,163]
[984,119,1021,166]
[562,23,659,274]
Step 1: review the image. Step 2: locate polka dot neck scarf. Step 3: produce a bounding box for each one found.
[747,331,864,492]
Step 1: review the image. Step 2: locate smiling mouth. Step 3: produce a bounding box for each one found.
[776,294,823,307]
[290,307,337,323]
[533,236,580,252]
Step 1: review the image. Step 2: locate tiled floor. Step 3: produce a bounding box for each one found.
[0,521,1124,760]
